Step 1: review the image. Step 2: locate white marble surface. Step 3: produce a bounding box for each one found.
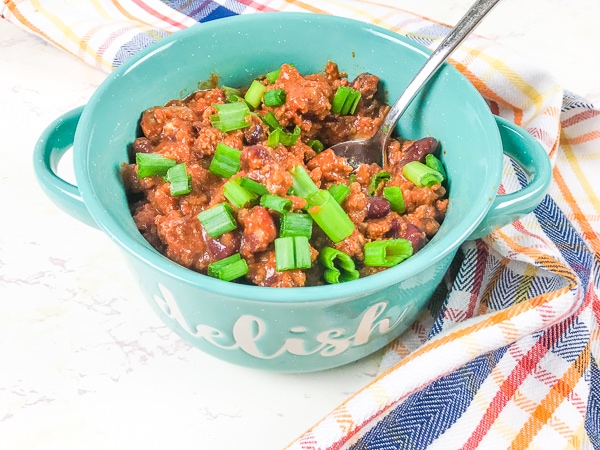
[1,1,599,449]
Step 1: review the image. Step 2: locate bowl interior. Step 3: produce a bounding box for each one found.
[75,13,501,301]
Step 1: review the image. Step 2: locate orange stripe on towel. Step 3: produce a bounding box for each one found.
[508,344,589,449]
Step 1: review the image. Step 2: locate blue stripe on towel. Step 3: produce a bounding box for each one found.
[350,347,507,450]
[159,0,242,21]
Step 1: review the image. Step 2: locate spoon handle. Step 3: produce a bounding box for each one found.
[376,0,501,140]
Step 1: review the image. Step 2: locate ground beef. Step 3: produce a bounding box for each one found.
[246,250,307,288]
[238,206,277,258]
[306,149,353,183]
[121,61,448,287]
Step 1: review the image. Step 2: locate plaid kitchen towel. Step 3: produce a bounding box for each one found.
[3,1,599,448]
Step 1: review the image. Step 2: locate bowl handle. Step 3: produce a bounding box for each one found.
[33,106,99,229]
[468,115,552,240]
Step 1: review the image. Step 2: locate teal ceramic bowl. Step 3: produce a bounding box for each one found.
[34,13,551,372]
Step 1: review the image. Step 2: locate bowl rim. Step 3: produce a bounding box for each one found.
[74,12,500,303]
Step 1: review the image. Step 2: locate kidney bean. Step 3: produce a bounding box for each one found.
[243,123,265,146]
[203,227,240,261]
[402,223,428,252]
[387,217,401,237]
[130,137,154,160]
[366,196,391,219]
[133,137,154,153]
[394,137,439,171]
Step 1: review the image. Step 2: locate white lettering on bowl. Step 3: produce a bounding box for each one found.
[151,283,410,359]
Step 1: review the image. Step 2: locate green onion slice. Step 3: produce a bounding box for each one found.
[223,178,258,208]
[165,163,191,196]
[402,161,444,188]
[319,246,359,284]
[425,154,447,180]
[283,126,301,146]
[306,139,324,153]
[209,143,242,178]
[244,80,266,109]
[289,165,319,199]
[368,171,391,195]
[383,186,405,214]
[265,68,281,84]
[222,86,242,103]
[306,190,354,243]
[331,86,361,115]
[328,183,351,204]
[364,239,413,267]
[274,236,312,271]
[210,102,251,132]
[280,212,313,238]
[240,177,269,195]
[260,194,292,214]
[208,253,249,281]
[268,125,301,147]
[292,236,312,270]
[197,203,237,238]
[263,89,286,107]
[261,112,281,131]
[267,129,282,147]
[135,153,176,178]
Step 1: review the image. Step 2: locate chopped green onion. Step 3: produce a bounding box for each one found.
[263,89,286,107]
[208,253,249,281]
[210,102,251,132]
[383,186,405,213]
[223,178,258,208]
[265,68,282,84]
[261,112,281,131]
[267,129,282,147]
[240,177,269,195]
[306,139,324,153]
[306,190,354,243]
[244,80,266,109]
[209,143,242,178]
[368,171,391,195]
[165,163,191,196]
[331,86,361,115]
[274,236,312,271]
[328,183,351,204]
[280,212,313,238]
[319,246,359,284]
[222,86,242,103]
[274,236,294,271]
[197,203,237,238]
[331,86,350,113]
[425,154,446,180]
[293,236,312,270]
[260,194,292,214]
[402,161,444,188]
[135,153,176,178]
[268,125,301,147]
[289,165,319,198]
[364,239,413,267]
[283,127,301,146]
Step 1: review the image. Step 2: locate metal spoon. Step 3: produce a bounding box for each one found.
[330,0,502,168]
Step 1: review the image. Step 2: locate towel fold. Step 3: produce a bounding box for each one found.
[4,1,599,448]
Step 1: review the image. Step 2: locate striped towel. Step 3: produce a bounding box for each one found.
[4,1,599,448]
